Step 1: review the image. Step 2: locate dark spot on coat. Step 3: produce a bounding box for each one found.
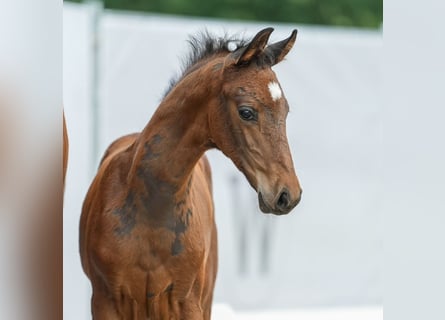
[113,190,137,236]
[174,216,187,234]
[141,134,163,161]
[170,208,192,255]
[151,134,162,144]
[146,292,155,299]
[171,238,183,256]
[135,156,177,231]
[175,208,192,235]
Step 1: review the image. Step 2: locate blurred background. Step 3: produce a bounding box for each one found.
[63,0,382,319]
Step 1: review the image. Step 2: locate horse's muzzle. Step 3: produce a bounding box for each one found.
[258,189,302,215]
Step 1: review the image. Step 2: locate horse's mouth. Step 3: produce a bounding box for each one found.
[258,192,272,213]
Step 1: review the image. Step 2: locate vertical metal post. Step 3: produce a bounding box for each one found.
[231,175,248,275]
[88,0,103,175]
[84,2,103,318]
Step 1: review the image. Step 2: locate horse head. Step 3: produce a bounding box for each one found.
[208,28,302,215]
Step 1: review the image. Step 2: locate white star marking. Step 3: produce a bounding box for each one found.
[268,81,282,101]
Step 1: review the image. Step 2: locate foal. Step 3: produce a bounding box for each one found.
[80,27,302,319]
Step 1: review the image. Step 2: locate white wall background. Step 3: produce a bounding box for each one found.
[63,3,382,319]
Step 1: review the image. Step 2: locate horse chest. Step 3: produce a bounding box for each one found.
[109,211,210,303]
[141,206,209,262]
[133,175,213,262]
[88,158,216,316]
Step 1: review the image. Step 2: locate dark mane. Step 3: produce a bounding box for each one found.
[163,30,249,97]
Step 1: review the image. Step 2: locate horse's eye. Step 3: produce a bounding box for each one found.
[238,107,257,121]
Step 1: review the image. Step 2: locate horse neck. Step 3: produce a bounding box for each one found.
[128,67,218,199]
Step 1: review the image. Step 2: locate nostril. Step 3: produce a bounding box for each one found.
[277,190,290,209]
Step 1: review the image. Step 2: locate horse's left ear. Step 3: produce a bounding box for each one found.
[232,27,274,66]
[264,29,298,66]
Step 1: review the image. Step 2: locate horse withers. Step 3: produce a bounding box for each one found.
[80,27,302,319]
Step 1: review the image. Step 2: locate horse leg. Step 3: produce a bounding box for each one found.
[202,225,218,320]
[91,291,120,320]
[181,302,205,320]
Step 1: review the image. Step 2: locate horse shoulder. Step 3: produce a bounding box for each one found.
[80,134,139,277]
[99,132,140,166]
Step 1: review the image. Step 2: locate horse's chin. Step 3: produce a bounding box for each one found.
[258,192,272,213]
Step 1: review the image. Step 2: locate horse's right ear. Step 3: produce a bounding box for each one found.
[264,29,298,66]
[231,27,274,66]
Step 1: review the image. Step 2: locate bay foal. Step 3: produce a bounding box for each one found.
[80,28,302,319]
